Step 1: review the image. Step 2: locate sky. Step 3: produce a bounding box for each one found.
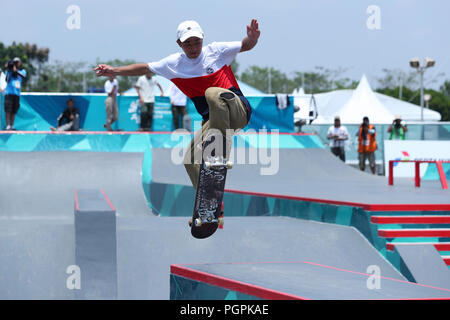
[1,0,449,90]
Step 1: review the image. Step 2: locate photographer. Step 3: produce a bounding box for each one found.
[387,115,407,140]
[357,116,377,174]
[3,57,26,130]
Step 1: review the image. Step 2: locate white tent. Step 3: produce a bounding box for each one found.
[334,74,393,124]
[306,74,441,124]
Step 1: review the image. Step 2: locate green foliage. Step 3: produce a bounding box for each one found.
[2,40,449,121]
[0,41,50,89]
[376,68,419,90]
[376,85,450,121]
[424,89,450,121]
[230,60,239,79]
[87,58,139,93]
[27,58,139,93]
[240,65,356,94]
[241,66,296,93]
[440,80,450,97]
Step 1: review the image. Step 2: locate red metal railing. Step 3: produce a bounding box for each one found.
[388,160,449,190]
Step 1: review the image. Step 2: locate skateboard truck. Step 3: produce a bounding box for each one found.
[203,156,233,170]
[190,216,224,228]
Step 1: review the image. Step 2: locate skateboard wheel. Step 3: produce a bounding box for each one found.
[194,218,202,227]
[204,161,211,170]
[218,217,224,227]
[226,161,233,169]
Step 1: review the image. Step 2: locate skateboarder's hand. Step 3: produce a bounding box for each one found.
[94,64,114,77]
[247,19,260,42]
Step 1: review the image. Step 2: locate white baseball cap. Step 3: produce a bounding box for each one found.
[177,20,204,42]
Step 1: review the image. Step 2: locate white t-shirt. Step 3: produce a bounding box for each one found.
[104,79,119,96]
[168,84,187,106]
[0,71,6,91]
[135,75,158,103]
[147,41,251,121]
[327,125,349,148]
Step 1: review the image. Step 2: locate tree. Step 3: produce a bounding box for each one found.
[240,65,357,94]
[86,58,139,93]
[440,80,450,97]
[240,66,295,93]
[424,89,450,121]
[292,66,356,93]
[29,58,140,93]
[376,68,419,93]
[0,41,50,90]
[31,60,86,92]
[231,59,239,79]
[377,85,450,121]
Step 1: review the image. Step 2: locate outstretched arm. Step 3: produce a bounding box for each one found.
[94,63,149,77]
[241,19,260,52]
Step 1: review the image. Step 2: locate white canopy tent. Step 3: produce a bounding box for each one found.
[293,74,441,124]
[331,74,393,124]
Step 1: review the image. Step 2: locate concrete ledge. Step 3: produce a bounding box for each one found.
[74,189,117,299]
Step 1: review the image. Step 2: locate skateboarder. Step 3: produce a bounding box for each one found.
[94,19,260,214]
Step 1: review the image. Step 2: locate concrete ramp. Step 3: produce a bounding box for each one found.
[151,148,450,205]
[0,151,151,218]
[171,261,450,300]
[0,150,448,299]
[395,244,450,289]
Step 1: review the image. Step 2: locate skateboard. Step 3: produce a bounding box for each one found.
[190,136,232,239]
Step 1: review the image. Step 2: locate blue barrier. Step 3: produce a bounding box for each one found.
[1,93,294,132]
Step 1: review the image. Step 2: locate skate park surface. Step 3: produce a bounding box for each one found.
[1,134,450,299]
[152,147,450,205]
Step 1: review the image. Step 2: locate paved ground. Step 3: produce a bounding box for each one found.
[152,148,450,204]
[175,261,450,299]
[0,151,447,299]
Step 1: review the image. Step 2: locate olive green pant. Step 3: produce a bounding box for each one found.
[184,87,248,191]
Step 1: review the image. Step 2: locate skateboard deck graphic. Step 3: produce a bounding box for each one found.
[190,134,232,239]
[190,161,227,239]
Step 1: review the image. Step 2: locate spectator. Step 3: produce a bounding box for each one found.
[3,57,26,130]
[326,116,349,162]
[387,115,407,140]
[357,116,377,174]
[50,98,80,131]
[135,70,164,131]
[168,83,188,130]
[104,75,120,131]
[0,68,6,92]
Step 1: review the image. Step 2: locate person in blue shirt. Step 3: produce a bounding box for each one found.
[4,57,27,130]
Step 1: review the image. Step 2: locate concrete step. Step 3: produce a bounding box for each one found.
[386,242,450,252]
[372,215,450,225]
[379,228,450,238]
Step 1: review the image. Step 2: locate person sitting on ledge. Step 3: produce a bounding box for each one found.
[50,98,80,131]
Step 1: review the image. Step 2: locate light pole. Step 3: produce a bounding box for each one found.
[409,58,435,121]
[268,67,272,94]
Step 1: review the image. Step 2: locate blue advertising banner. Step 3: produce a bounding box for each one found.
[1,93,294,132]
